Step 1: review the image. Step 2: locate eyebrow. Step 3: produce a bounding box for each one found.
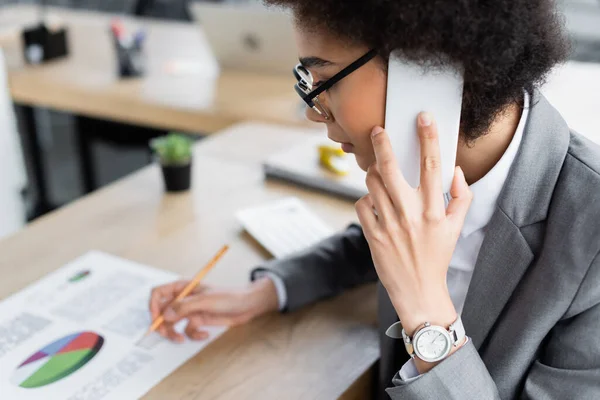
[298,56,336,68]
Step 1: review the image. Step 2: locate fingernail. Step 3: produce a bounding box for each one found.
[419,112,433,127]
[371,126,384,137]
[164,308,176,321]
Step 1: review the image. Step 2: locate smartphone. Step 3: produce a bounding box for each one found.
[384,51,463,194]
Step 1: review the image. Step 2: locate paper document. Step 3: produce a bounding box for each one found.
[0,251,227,400]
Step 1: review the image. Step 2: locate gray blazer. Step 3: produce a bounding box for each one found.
[252,90,600,399]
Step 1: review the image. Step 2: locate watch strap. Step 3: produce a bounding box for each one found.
[385,315,466,358]
[449,315,466,346]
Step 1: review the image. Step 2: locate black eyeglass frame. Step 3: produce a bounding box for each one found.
[293,49,378,119]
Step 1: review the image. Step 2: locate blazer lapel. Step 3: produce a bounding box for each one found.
[462,90,571,349]
[461,210,533,348]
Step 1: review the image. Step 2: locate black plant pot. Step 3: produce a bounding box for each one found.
[160,162,192,192]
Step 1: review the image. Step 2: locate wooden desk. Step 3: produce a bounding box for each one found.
[0,5,305,133]
[0,122,379,400]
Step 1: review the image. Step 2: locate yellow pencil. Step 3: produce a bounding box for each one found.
[143,244,229,337]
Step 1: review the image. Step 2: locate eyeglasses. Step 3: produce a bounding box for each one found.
[293,49,377,120]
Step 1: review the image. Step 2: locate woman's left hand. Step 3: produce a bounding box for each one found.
[356,112,473,341]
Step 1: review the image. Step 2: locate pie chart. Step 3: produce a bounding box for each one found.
[11,331,104,388]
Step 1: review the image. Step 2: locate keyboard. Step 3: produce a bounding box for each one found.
[236,197,334,259]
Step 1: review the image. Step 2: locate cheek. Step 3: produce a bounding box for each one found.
[331,78,386,169]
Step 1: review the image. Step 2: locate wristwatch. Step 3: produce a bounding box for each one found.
[386,315,466,363]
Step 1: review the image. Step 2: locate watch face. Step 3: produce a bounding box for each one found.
[414,327,452,362]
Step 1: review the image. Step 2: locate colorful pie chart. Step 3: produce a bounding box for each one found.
[11,331,104,388]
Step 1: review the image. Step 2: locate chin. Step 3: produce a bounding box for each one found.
[354,154,371,172]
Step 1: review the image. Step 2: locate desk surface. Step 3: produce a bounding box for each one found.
[0,5,309,133]
[0,122,378,400]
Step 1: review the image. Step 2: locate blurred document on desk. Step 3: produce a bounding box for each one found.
[237,197,334,258]
[264,137,367,200]
[0,252,226,400]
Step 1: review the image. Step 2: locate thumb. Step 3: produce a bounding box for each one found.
[446,166,472,229]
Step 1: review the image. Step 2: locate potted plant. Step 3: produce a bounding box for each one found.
[150,133,193,192]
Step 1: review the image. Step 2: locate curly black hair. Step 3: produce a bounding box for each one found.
[265,0,570,142]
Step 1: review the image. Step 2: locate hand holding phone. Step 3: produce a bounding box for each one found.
[384,51,464,194]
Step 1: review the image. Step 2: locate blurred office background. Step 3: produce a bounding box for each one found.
[1,0,261,219]
[0,0,599,239]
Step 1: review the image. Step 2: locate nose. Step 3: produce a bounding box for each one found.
[305,106,330,124]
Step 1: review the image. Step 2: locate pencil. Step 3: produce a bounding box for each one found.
[143,244,229,337]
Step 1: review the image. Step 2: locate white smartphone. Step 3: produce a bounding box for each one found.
[384,51,464,194]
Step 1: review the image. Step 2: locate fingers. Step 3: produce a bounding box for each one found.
[153,283,264,343]
[149,280,189,320]
[370,126,411,206]
[355,194,378,233]
[162,321,185,343]
[185,316,210,341]
[446,166,473,232]
[158,324,168,338]
[417,112,445,216]
[161,296,203,323]
[167,328,185,343]
[365,164,396,222]
[153,285,256,343]
[163,293,218,322]
[162,289,248,323]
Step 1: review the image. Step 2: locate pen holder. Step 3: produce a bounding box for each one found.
[22,23,69,64]
[115,44,146,78]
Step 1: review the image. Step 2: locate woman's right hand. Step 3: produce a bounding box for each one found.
[149,277,279,343]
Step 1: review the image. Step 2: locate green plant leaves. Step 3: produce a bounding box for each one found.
[150,133,193,165]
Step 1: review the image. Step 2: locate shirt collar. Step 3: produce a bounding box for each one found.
[457,91,530,237]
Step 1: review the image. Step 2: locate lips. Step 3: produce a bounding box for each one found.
[341,143,354,153]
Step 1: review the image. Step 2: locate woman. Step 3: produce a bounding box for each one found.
[150,1,600,398]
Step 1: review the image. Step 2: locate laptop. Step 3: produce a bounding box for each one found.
[188,2,298,75]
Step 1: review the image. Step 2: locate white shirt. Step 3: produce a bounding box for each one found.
[264,91,529,381]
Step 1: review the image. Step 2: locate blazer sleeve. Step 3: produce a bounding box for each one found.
[250,223,377,312]
[385,252,600,400]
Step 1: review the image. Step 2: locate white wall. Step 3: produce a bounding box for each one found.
[541,61,600,144]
